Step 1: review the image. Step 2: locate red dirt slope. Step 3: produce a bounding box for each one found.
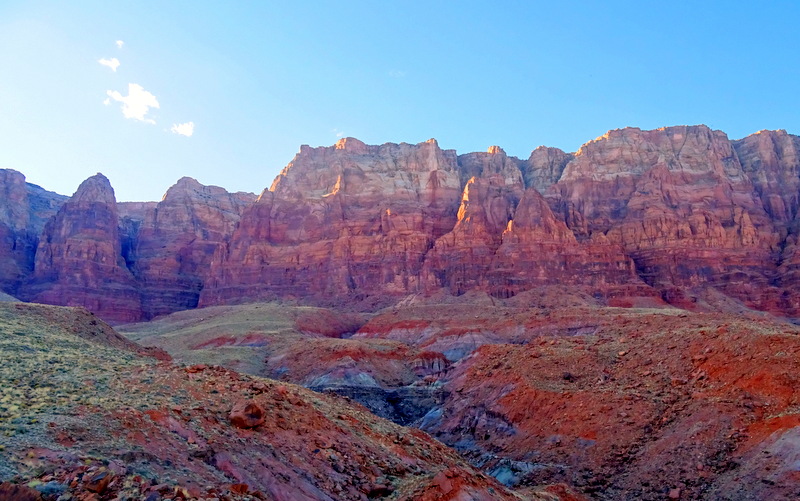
[0,302,566,500]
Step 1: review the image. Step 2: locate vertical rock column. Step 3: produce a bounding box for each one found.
[20,174,143,323]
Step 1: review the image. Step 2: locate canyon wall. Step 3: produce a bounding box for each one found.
[0,169,65,293]
[18,174,142,323]
[3,125,800,321]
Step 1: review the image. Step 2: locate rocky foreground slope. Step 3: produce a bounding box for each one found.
[1,125,800,322]
[0,302,574,500]
[120,297,800,500]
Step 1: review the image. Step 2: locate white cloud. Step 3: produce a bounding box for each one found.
[98,57,120,72]
[332,128,344,138]
[103,97,110,106]
[106,83,160,124]
[388,69,407,78]
[171,122,194,137]
[116,40,124,49]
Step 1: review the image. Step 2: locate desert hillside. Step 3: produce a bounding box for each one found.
[0,302,555,500]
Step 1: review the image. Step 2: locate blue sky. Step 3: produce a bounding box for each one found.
[1,1,798,201]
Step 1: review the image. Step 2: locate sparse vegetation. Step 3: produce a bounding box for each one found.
[0,302,531,500]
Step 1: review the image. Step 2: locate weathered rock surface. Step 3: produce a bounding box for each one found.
[120,295,800,499]
[353,301,800,500]
[126,177,256,318]
[422,174,523,295]
[200,137,659,310]
[734,130,800,314]
[119,302,449,425]
[552,125,786,312]
[456,145,525,187]
[117,201,158,221]
[0,172,257,322]
[0,170,65,294]
[0,169,31,291]
[200,138,464,307]
[228,399,266,428]
[487,188,646,299]
[18,174,143,323]
[4,125,800,320]
[734,129,800,223]
[523,145,573,193]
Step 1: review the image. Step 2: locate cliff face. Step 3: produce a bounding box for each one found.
[733,131,800,313]
[200,138,464,307]
[18,174,143,323]
[523,145,572,193]
[422,173,523,296]
[199,134,678,309]
[4,125,800,321]
[0,169,34,291]
[126,177,256,318]
[0,169,65,294]
[552,125,785,311]
[4,172,257,323]
[420,145,641,298]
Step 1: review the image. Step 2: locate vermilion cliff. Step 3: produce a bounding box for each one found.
[2,125,800,322]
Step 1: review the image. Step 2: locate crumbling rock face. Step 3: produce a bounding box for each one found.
[411,307,800,500]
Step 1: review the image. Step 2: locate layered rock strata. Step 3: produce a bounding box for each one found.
[551,126,785,311]
[200,138,464,306]
[18,174,142,323]
[0,169,65,293]
[200,136,666,308]
[126,177,256,317]
[4,125,800,320]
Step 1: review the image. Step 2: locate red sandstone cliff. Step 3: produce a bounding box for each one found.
[199,135,663,310]
[551,125,784,311]
[733,130,800,313]
[523,145,572,193]
[196,126,800,316]
[3,125,800,320]
[18,174,143,323]
[126,177,256,318]
[0,169,65,294]
[200,137,464,307]
[422,147,525,295]
[3,172,257,322]
[487,188,644,299]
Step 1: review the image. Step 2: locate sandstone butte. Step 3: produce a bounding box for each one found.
[0,124,798,322]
